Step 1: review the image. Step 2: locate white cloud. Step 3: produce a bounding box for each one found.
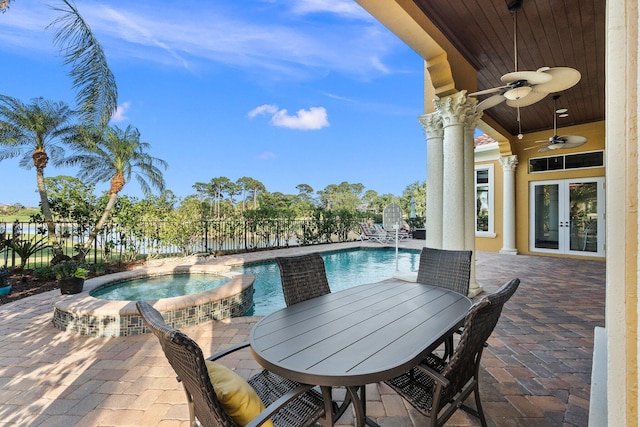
[248,104,279,118]
[111,101,131,123]
[271,107,329,130]
[98,7,189,69]
[290,0,373,20]
[249,104,329,130]
[321,92,355,102]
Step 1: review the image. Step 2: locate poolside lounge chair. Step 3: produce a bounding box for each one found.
[417,247,473,359]
[136,301,324,427]
[276,253,331,307]
[377,223,411,241]
[358,222,390,243]
[385,278,520,427]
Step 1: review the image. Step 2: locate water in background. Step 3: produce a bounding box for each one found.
[234,248,420,316]
[91,273,230,300]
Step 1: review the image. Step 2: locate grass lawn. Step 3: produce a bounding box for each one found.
[0,207,40,223]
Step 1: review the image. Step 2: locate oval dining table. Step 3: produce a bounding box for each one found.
[249,278,473,427]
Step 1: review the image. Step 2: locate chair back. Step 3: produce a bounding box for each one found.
[276,253,331,307]
[136,301,236,427]
[439,278,520,407]
[416,247,472,296]
[359,222,373,235]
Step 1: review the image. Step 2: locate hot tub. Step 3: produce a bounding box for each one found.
[52,263,255,337]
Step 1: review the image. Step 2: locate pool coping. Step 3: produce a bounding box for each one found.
[52,262,255,337]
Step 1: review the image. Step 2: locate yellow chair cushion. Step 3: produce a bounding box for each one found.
[205,360,275,427]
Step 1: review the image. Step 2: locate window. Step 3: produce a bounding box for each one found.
[529,151,604,173]
[475,165,494,236]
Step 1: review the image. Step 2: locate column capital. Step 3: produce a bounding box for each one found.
[434,91,474,127]
[464,101,483,130]
[418,113,443,138]
[499,155,519,171]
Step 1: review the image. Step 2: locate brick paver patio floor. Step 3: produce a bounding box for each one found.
[0,241,605,426]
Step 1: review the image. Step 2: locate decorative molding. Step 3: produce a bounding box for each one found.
[418,112,444,138]
[499,154,519,171]
[465,100,483,130]
[434,91,472,126]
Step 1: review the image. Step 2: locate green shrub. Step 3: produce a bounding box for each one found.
[33,266,56,281]
[52,261,89,279]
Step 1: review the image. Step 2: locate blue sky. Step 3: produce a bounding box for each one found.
[0,0,426,207]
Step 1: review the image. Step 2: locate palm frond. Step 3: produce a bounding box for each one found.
[48,0,117,130]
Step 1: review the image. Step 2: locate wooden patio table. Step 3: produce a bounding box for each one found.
[250,278,472,427]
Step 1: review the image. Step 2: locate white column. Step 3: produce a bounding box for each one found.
[604,2,638,425]
[434,92,469,250]
[419,113,444,249]
[499,155,518,255]
[464,102,483,297]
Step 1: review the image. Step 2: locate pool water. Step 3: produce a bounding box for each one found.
[233,248,420,316]
[91,273,231,300]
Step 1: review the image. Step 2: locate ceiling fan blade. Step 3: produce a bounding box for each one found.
[501,70,553,85]
[524,145,544,150]
[468,86,507,97]
[560,135,588,145]
[477,94,506,111]
[533,67,582,94]
[505,91,548,108]
[538,146,552,153]
[562,140,588,149]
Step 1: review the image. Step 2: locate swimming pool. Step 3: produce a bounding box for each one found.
[232,247,420,316]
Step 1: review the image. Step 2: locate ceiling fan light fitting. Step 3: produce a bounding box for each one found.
[558,113,569,118]
[556,108,568,114]
[504,86,532,100]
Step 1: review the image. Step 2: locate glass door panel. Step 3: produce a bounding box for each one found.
[533,184,559,250]
[569,182,599,253]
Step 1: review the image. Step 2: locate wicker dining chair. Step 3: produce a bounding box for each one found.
[416,247,472,295]
[385,278,520,427]
[276,253,331,307]
[136,301,324,427]
[416,247,473,359]
[275,253,349,420]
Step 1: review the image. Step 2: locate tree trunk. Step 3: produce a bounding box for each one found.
[78,191,119,262]
[34,155,65,262]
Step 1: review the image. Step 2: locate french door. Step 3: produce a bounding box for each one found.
[529,178,604,257]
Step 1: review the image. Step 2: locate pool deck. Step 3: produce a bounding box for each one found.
[0,240,605,426]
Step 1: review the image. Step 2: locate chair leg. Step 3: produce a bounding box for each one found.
[182,385,196,427]
[443,335,454,360]
[472,381,488,427]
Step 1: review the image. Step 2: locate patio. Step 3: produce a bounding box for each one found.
[0,241,604,426]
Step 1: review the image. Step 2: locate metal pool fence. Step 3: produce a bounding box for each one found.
[0,219,363,269]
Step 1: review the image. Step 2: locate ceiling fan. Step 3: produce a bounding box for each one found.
[524,95,587,152]
[472,0,581,112]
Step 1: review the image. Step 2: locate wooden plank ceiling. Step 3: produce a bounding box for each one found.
[411,0,605,137]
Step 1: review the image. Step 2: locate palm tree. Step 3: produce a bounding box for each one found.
[65,125,167,261]
[239,177,266,210]
[49,0,117,131]
[0,96,76,260]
